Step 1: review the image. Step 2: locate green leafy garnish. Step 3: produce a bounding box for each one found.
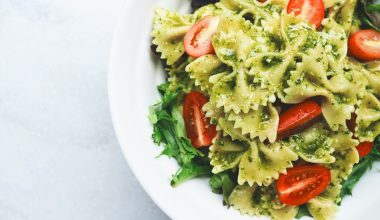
[295,204,312,219]
[209,172,236,205]
[149,82,212,186]
[171,163,212,187]
[358,0,380,31]
[340,136,380,200]
[367,3,380,12]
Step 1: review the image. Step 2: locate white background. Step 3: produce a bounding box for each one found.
[0,0,168,219]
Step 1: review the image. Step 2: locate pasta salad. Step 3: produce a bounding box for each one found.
[148,0,380,219]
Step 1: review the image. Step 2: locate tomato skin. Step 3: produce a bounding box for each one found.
[356,142,374,157]
[277,165,331,206]
[277,99,322,140]
[183,91,217,148]
[348,30,380,61]
[346,113,374,157]
[184,16,220,58]
[286,0,325,28]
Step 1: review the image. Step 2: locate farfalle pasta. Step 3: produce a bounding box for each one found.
[149,0,380,219]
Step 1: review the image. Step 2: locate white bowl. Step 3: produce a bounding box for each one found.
[108,1,380,219]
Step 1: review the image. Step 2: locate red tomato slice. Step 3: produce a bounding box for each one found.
[184,16,220,58]
[286,0,325,28]
[277,99,322,140]
[356,142,374,157]
[183,91,217,148]
[348,29,380,61]
[277,165,331,206]
[347,113,374,157]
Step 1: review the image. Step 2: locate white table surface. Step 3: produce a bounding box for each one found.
[0,0,169,219]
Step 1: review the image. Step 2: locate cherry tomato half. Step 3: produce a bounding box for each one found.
[348,29,380,61]
[277,165,331,206]
[184,16,220,58]
[277,99,322,140]
[286,0,325,28]
[356,142,374,157]
[183,91,217,148]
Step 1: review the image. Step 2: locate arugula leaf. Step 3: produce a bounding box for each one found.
[209,172,236,205]
[171,163,212,187]
[295,204,312,219]
[358,0,380,31]
[149,82,212,186]
[367,3,380,12]
[340,136,380,200]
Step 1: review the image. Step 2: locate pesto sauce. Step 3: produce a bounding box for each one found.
[262,55,283,68]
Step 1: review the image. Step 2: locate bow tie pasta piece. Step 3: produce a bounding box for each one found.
[270,206,299,220]
[218,118,250,141]
[320,19,348,62]
[247,52,293,94]
[326,0,359,33]
[319,175,342,204]
[228,184,298,220]
[212,30,256,67]
[307,197,338,220]
[209,136,249,173]
[185,55,227,93]
[209,69,260,113]
[152,8,193,65]
[218,0,282,32]
[281,13,311,50]
[361,61,380,96]
[356,92,380,142]
[203,99,224,121]
[280,55,333,103]
[228,185,264,216]
[238,141,298,186]
[330,126,358,151]
[329,147,359,180]
[320,66,367,130]
[286,122,336,164]
[227,103,279,143]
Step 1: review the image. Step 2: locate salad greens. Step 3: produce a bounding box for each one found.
[340,136,380,199]
[149,82,212,186]
[295,205,312,219]
[209,172,237,205]
[358,0,380,31]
